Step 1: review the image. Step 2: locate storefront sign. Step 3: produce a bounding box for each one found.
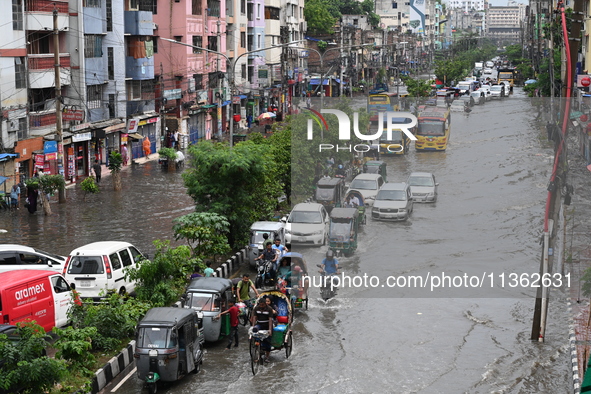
[62,109,85,121]
[164,89,182,100]
[63,138,72,145]
[128,118,140,133]
[44,141,58,154]
[147,117,158,124]
[71,122,91,132]
[72,132,92,142]
[35,155,45,167]
[45,152,57,161]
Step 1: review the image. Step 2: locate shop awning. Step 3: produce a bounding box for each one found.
[202,104,217,109]
[0,153,17,162]
[0,176,8,185]
[128,133,144,140]
[233,95,248,100]
[334,78,347,85]
[309,79,330,85]
[222,100,231,107]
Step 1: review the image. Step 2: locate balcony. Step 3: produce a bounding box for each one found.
[25,0,69,31]
[29,110,56,130]
[124,11,154,36]
[26,0,68,13]
[126,56,155,80]
[28,54,71,89]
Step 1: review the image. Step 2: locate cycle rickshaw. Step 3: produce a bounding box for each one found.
[248,290,293,375]
[328,207,360,257]
[275,252,310,310]
[344,190,367,225]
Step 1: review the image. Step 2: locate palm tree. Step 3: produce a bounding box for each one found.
[108,151,123,191]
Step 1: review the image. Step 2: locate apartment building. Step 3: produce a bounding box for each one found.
[486,4,526,44]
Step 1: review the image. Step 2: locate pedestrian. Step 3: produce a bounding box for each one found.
[122,143,128,166]
[204,261,215,277]
[143,136,151,158]
[247,114,253,128]
[190,266,203,279]
[216,300,240,349]
[10,183,20,210]
[92,160,102,183]
[26,186,38,214]
[173,130,179,148]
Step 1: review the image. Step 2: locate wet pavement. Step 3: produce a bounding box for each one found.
[0,90,574,393]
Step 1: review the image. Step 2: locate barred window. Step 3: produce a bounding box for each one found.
[87,85,102,109]
[15,57,26,89]
[83,0,101,6]
[13,0,23,30]
[84,35,103,58]
[192,36,203,53]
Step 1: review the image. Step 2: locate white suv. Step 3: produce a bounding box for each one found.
[63,241,146,300]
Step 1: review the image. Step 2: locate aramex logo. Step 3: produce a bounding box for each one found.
[306,109,418,142]
[15,283,46,300]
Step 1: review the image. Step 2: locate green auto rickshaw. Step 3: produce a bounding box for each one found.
[363,160,387,182]
[315,177,346,212]
[328,207,360,257]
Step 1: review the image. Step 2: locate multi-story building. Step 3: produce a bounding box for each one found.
[227,0,250,122]
[486,4,526,44]
[246,0,266,114]
[154,0,227,142]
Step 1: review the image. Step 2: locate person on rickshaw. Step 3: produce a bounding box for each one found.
[290,265,307,301]
[272,238,289,257]
[251,298,274,362]
[344,194,360,208]
[265,296,278,324]
[335,164,346,178]
[236,274,260,306]
[320,250,339,276]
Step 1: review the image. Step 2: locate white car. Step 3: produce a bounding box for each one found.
[489,85,504,99]
[346,173,385,206]
[478,86,492,101]
[0,244,66,273]
[407,172,438,202]
[284,203,329,246]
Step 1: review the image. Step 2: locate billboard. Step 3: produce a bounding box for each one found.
[409,0,426,34]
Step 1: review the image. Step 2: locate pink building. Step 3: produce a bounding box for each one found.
[154,0,227,142]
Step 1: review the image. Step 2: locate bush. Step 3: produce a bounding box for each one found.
[158,147,177,161]
[52,326,96,373]
[80,176,99,198]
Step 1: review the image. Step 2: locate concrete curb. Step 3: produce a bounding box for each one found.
[73,341,136,394]
[214,248,246,279]
[568,300,581,394]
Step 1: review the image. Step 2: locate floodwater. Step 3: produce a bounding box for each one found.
[0,90,572,393]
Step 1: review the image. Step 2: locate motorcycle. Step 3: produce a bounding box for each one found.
[255,259,276,289]
[316,264,338,301]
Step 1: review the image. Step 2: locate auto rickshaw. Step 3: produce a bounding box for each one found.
[343,190,367,225]
[362,160,387,181]
[328,208,360,257]
[247,221,285,268]
[249,290,293,375]
[315,177,346,212]
[135,307,204,394]
[181,277,235,342]
[275,252,309,310]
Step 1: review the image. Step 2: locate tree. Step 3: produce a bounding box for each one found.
[108,151,123,191]
[125,241,197,306]
[401,76,433,97]
[182,141,282,248]
[158,147,177,170]
[304,0,337,35]
[25,175,65,215]
[173,212,231,263]
[80,176,99,201]
[0,322,67,393]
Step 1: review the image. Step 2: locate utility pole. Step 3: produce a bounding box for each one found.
[217,18,222,140]
[53,9,65,203]
[160,62,166,141]
[340,21,344,98]
[280,26,288,117]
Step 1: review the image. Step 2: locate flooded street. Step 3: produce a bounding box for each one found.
[0,89,572,393]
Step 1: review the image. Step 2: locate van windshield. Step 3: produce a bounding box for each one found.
[376,190,407,201]
[252,231,272,245]
[188,293,220,311]
[137,327,175,349]
[67,256,104,274]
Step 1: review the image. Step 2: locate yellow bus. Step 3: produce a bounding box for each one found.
[367,92,399,124]
[415,108,451,151]
[497,68,515,92]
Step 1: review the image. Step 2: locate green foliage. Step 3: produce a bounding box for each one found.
[182,141,282,247]
[317,40,328,52]
[80,176,99,196]
[173,212,231,261]
[368,12,380,27]
[158,147,177,160]
[376,68,387,84]
[68,293,152,351]
[52,326,96,372]
[26,174,65,196]
[125,240,196,306]
[108,151,123,173]
[401,77,432,97]
[304,0,336,35]
[0,322,67,393]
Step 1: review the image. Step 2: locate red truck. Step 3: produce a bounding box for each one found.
[0,270,75,331]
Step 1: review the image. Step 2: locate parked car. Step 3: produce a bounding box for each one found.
[406,172,438,203]
[0,270,75,332]
[346,173,385,206]
[63,241,146,300]
[371,183,413,221]
[284,203,330,246]
[0,244,66,274]
[470,91,485,105]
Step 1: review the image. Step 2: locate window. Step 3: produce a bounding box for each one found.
[108,94,115,118]
[109,252,122,270]
[174,35,182,42]
[128,80,141,99]
[129,0,139,10]
[119,249,133,267]
[226,0,233,16]
[241,64,246,79]
[153,0,157,13]
[15,57,25,89]
[240,0,245,14]
[84,0,101,5]
[194,74,203,89]
[12,0,23,30]
[208,36,217,52]
[87,85,102,109]
[129,247,143,264]
[51,276,71,293]
[107,47,114,80]
[106,0,113,31]
[208,72,218,89]
[265,7,279,20]
[153,37,158,53]
[207,0,220,17]
[257,3,261,18]
[192,36,203,53]
[192,0,202,15]
[240,32,246,48]
[257,34,261,49]
[392,2,397,8]
[247,34,253,51]
[17,118,27,140]
[247,3,252,21]
[84,35,103,58]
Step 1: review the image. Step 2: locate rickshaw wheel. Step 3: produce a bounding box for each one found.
[285,332,293,358]
[147,382,157,394]
[305,298,308,310]
[250,340,261,375]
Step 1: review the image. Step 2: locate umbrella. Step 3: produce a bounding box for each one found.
[257,112,276,120]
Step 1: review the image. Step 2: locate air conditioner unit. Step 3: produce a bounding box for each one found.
[152,23,158,30]
[7,121,19,132]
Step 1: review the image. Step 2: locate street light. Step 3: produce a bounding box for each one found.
[161,38,306,148]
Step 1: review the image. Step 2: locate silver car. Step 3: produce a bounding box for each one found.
[371,183,413,221]
[407,172,438,203]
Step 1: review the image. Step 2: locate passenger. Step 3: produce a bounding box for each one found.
[277,257,292,280]
[265,296,278,322]
[320,250,339,276]
[335,164,346,178]
[272,238,288,257]
[236,274,259,305]
[251,298,274,362]
[345,194,360,208]
[261,233,273,249]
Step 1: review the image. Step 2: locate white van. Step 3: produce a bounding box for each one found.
[63,241,146,300]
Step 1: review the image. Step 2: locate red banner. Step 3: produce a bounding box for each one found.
[62,110,85,121]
